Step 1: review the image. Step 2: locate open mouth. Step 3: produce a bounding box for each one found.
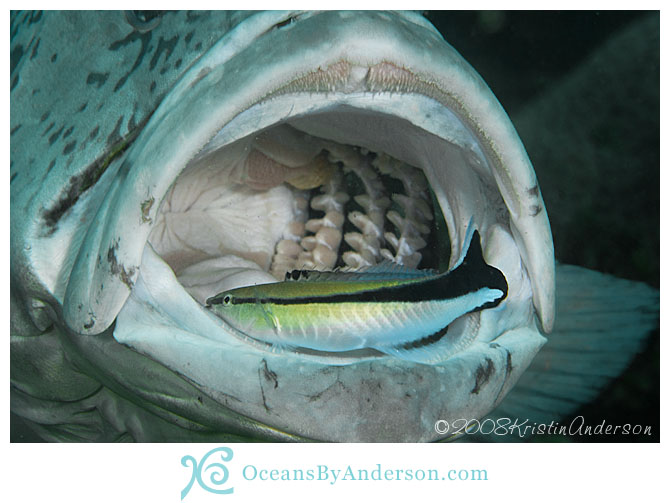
[60,11,554,440]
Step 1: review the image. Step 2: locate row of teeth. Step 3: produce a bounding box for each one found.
[269,143,435,279]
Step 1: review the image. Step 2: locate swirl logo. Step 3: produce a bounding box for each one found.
[181,446,234,500]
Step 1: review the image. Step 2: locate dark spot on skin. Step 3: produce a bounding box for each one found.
[258,359,279,412]
[530,205,542,217]
[197,396,203,404]
[42,122,54,136]
[174,58,182,69]
[89,126,99,140]
[159,66,168,75]
[189,67,211,89]
[194,41,202,51]
[30,38,40,60]
[185,30,194,44]
[28,11,43,24]
[11,173,17,183]
[47,159,56,174]
[10,124,21,135]
[107,240,137,289]
[106,116,124,149]
[63,140,77,155]
[11,75,19,91]
[31,88,40,96]
[48,125,64,146]
[489,342,501,349]
[149,81,156,93]
[83,318,95,330]
[149,35,179,71]
[109,31,152,92]
[41,113,149,235]
[86,72,110,88]
[506,351,513,375]
[140,197,154,223]
[63,126,74,139]
[261,359,279,389]
[50,53,57,63]
[10,45,24,75]
[471,358,495,394]
[40,111,50,122]
[528,185,539,198]
[186,11,204,24]
[78,102,88,112]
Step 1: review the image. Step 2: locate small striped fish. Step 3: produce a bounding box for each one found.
[207,229,507,358]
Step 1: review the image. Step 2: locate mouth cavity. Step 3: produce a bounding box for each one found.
[140,88,521,364]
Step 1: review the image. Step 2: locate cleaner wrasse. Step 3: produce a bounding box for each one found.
[207,229,507,357]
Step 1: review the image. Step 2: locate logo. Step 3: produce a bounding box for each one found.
[181,446,234,500]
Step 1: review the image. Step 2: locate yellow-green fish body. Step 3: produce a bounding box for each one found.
[207,230,507,357]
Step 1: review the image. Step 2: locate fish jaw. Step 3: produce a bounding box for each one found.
[15,11,554,440]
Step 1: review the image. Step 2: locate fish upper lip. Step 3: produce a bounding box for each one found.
[62,10,554,340]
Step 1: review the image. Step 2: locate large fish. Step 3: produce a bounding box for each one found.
[10,11,658,442]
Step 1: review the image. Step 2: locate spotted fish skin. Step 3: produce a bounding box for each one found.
[207,231,508,353]
[10,10,255,310]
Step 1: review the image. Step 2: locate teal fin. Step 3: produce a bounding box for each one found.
[462,264,659,441]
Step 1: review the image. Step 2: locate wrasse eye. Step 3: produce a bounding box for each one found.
[223,295,231,305]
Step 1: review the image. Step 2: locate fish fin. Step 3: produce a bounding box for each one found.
[376,312,483,364]
[284,261,435,282]
[465,264,659,441]
[375,324,454,364]
[377,335,458,365]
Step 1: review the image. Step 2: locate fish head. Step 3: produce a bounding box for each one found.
[11,11,555,441]
[206,288,271,338]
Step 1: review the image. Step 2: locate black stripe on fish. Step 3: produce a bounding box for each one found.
[231,231,507,307]
[393,324,450,351]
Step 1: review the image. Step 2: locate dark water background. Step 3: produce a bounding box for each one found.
[425,10,659,442]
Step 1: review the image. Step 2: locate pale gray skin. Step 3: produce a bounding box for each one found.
[10,11,658,442]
